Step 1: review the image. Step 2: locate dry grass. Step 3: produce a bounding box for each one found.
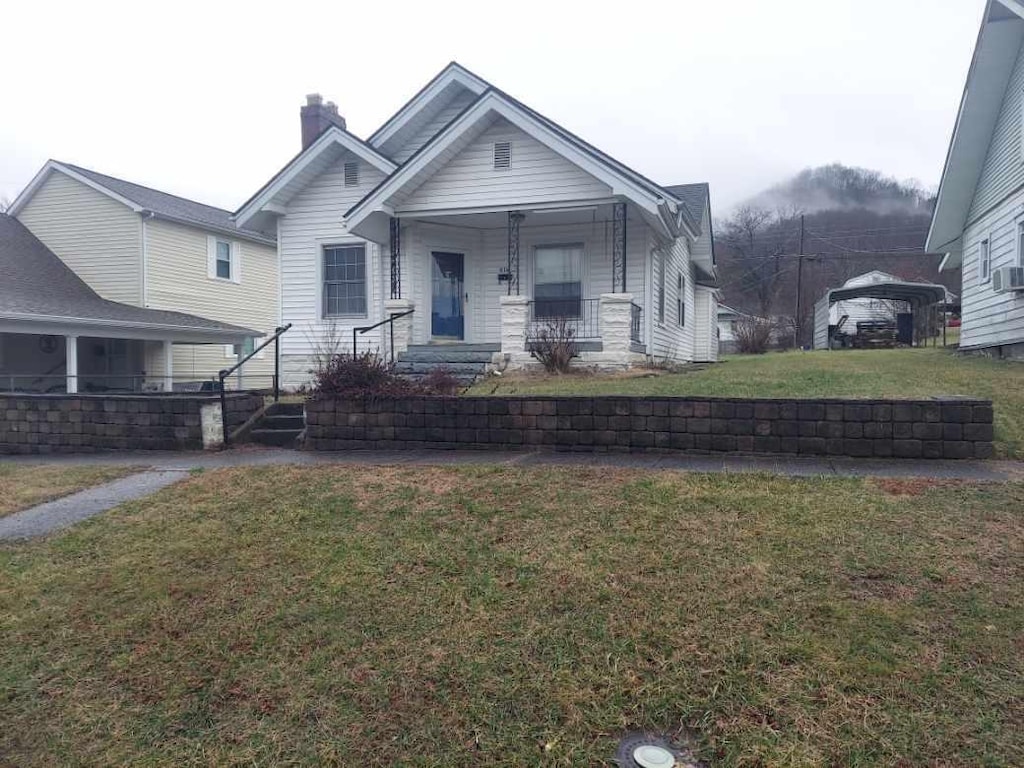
[0,463,138,518]
[471,348,1024,458]
[1,465,1021,766]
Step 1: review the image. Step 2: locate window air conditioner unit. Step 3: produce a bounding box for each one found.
[992,266,1024,292]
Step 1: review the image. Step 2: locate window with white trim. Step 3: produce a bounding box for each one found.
[208,236,240,283]
[980,237,991,283]
[534,245,582,318]
[323,244,367,317]
[1018,222,1024,267]
[215,240,232,279]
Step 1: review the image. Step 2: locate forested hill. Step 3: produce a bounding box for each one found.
[712,164,957,345]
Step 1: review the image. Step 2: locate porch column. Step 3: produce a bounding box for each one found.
[162,339,174,393]
[507,212,525,295]
[599,293,635,366]
[65,335,78,394]
[383,298,415,360]
[612,202,627,292]
[500,294,530,365]
[389,216,402,299]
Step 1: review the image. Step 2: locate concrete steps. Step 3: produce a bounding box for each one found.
[247,402,304,448]
[394,344,498,387]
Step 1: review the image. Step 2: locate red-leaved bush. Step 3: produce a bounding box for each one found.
[310,353,464,398]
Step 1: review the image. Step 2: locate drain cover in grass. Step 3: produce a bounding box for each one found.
[614,732,703,768]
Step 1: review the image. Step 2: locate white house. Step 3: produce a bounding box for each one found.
[8,161,279,387]
[928,0,1024,358]
[235,63,718,387]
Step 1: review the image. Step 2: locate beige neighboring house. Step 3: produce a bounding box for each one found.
[9,161,278,388]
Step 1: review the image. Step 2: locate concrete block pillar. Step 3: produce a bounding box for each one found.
[65,335,78,394]
[599,293,634,363]
[383,298,416,359]
[500,295,530,364]
[162,339,174,392]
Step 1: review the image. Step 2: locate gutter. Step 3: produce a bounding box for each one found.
[0,311,260,340]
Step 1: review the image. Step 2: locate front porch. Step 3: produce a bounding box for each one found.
[376,201,651,369]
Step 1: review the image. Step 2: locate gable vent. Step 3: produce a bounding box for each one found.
[344,161,359,187]
[493,141,511,169]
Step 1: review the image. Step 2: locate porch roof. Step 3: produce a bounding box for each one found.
[0,215,258,343]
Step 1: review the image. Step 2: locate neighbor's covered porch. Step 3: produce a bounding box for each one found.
[376,201,651,366]
[0,320,256,394]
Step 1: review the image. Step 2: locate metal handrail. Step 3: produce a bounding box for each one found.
[218,323,292,447]
[353,309,415,362]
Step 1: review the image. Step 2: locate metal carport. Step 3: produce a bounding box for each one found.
[812,280,948,350]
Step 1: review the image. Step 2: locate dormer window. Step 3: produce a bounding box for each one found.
[493,141,511,169]
[344,161,359,187]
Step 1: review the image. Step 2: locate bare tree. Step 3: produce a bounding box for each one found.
[717,205,802,316]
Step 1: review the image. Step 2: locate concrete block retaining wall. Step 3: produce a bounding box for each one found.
[0,393,263,454]
[305,396,995,459]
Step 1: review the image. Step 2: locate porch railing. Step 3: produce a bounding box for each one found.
[630,302,643,344]
[526,297,600,341]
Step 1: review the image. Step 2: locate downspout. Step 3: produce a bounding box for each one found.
[141,210,156,307]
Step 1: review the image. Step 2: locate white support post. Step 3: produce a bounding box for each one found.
[599,293,635,367]
[162,339,174,392]
[65,335,78,394]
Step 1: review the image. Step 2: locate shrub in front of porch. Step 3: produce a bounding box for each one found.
[527,317,579,374]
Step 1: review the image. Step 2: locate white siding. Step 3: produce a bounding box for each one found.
[16,171,141,304]
[693,287,718,362]
[278,155,390,374]
[968,40,1024,221]
[960,184,1024,349]
[142,219,278,381]
[649,236,696,363]
[390,89,479,164]
[397,118,612,212]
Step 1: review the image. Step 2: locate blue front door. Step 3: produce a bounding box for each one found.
[431,251,465,339]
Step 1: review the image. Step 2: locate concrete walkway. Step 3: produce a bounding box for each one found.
[0,470,186,541]
[2,448,1016,540]
[2,446,1018,480]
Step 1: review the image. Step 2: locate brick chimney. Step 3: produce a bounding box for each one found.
[300,93,346,150]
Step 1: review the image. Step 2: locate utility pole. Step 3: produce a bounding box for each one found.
[794,214,805,349]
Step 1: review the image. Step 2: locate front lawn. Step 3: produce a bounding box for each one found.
[2,465,1021,766]
[0,463,138,518]
[470,348,1024,457]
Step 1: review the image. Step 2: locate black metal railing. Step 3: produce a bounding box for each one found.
[0,373,234,395]
[218,323,292,447]
[353,309,415,362]
[526,297,600,340]
[630,302,643,344]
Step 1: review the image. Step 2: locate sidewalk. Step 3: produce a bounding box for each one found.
[2,446,1018,481]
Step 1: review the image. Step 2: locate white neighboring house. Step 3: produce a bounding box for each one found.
[9,161,279,386]
[928,0,1024,358]
[235,63,718,388]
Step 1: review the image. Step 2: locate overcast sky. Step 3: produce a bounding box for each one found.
[0,0,981,215]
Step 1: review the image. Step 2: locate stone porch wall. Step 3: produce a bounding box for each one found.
[305,395,995,459]
[0,393,263,454]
